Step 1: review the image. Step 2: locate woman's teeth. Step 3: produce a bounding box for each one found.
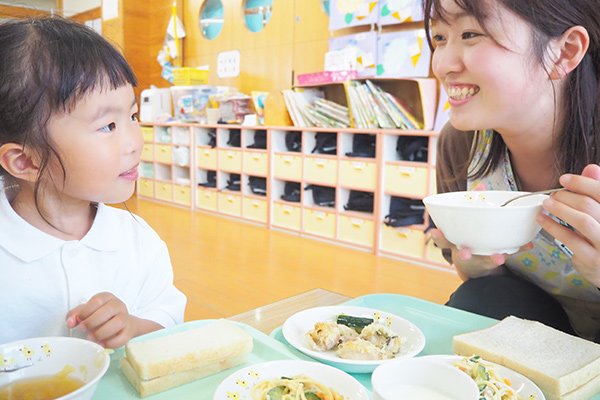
[448,87,479,100]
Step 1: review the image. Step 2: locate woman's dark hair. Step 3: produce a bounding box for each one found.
[423,0,600,182]
[0,15,137,206]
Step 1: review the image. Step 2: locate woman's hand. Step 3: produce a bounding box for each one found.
[536,164,600,286]
[429,228,530,280]
[65,292,162,348]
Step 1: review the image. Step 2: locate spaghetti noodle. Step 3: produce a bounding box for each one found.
[454,356,535,400]
[251,374,343,400]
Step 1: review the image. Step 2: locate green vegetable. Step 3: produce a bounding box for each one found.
[266,386,285,400]
[304,392,321,400]
[336,314,374,333]
[475,364,490,392]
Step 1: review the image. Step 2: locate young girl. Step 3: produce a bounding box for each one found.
[424,0,600,341]
[0,16,186,348]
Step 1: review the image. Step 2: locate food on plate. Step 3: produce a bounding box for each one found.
[454,355,535,400]
[120,319,253,398]
[453,316,600,400]
[0,365,83,400]
[251,374,344,400]
[305,314,404,360]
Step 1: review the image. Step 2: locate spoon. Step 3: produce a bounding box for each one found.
[0,363,34,373]
[499,188,566,207]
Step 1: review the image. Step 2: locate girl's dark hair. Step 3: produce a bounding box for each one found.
[423,0,600,182]
[0,15,137,205]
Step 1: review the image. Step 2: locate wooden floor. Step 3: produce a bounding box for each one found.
[118,198,462,322]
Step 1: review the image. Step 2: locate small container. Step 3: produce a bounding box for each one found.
[170,85,217,123]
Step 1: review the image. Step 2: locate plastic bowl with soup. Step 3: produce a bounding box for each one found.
[0,337,111,400]
[371,357,480,400]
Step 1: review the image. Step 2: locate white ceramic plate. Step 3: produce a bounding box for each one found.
[213,360,370,400]
[282,305,426,373]
[420,355,545,400]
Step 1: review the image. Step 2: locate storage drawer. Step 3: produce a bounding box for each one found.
[155,182,173,202]
[219,192,242,216]
[196,188,218,211]
[218,149,242,172]
[340,160,377,190]
[141,144,154,162]
[196,147,217,170]
[173,184,191,206]
[137,178,154,197]
[305,157,337,185]
[338,215,374,247]
[303,209,336,238]
[384,164,429,197]
[243,151,268,176]
[273,154,302,181]
[272,202,301,231]
[155,144,173,164]
[380,225,425,259]
[141,126,154,142]
[243,197,268,223]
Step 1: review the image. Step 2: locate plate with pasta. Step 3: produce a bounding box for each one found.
[282,306,426,373]
[419,355,545,400]
[213,360,370,400]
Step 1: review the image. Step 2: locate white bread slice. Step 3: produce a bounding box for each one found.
[125,319,253,380]
[544,374,600,400]
[120,353,249,398]
[452,316,600,397]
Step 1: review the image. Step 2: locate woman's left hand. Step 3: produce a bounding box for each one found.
[536,164,600,286]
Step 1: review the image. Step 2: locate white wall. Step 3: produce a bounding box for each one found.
[63,0,101,16]
[2,0,101,16]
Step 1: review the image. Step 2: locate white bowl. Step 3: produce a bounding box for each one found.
[0,337,110,400]
[282,306,426,373]
[423,190,547,255]
[213,360,370,400]
[371,357,480,400]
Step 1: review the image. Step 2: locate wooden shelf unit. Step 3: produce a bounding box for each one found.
[138,124,193,207]
[137,123,449,270]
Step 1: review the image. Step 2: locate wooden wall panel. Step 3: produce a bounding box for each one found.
[181,0,333,94]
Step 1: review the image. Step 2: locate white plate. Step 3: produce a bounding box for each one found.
[213,360,370,400]
[420,355,545,400]
[282,305,426,373]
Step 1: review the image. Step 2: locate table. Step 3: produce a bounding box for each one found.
[95,291,592,399]
[227,288,351,334]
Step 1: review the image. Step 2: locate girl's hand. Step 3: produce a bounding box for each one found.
[536,164,600,286]
[429,228,530,280]
[65,292,162,349]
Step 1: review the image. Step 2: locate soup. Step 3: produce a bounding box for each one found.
[0,374,84,400]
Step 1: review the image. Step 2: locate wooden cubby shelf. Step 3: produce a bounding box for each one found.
[138,123,449,270]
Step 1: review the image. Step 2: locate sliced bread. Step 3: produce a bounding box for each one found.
[121,352,249,398]
[452,316,600,397]
[125,319,253,381]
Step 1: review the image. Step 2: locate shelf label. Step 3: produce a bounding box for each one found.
[350,218,363,227]
[351,161,366,170]
[314,211,327,219]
